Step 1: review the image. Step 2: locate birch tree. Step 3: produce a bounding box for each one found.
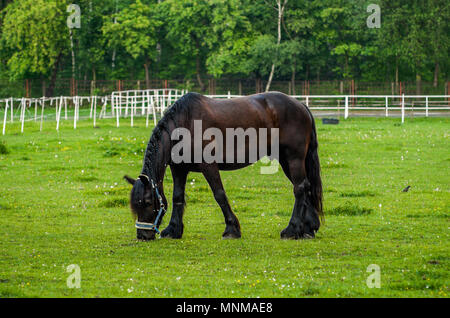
[265,0,288,92]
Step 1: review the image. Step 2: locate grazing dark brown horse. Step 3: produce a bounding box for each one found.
[124,91,323,240]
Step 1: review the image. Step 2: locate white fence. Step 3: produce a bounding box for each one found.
[1,90,449,135]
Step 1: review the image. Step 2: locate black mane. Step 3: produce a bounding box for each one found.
[141,92,202,181]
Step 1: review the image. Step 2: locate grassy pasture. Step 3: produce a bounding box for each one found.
[0,115,448,298]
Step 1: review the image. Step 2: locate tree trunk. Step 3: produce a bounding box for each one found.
[344,54,349,79]
[265,0,287,92]
[416,73,421,95]
[394,56,399,90]
[69,29,76,80]
[91,66,96,95]
[144,57,151,89]
[255,76,262,93]
[196,55,205,92]
[395,64,399,86]
[290,58,296,95]
[47,52,63,97]
[433,62,439,87]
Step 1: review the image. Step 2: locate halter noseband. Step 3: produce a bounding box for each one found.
[134,174,166,234]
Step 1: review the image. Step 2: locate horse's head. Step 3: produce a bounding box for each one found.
[124,174,165,241]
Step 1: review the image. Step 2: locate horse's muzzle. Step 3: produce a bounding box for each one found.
[137,229,156,241]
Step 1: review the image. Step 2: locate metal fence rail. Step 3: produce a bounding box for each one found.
[1,90,449,135]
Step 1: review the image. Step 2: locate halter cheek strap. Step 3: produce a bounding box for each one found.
[135,176,166,234]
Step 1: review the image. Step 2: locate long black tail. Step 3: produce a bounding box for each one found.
[305,110,324,223]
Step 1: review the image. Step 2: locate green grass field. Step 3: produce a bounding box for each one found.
[0,115,448,298]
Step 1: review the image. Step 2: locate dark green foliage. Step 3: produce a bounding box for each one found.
[0,142,9,154]
[0,0,447,89]
[326,203,373,216]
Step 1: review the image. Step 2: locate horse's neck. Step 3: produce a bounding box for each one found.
[143,131,171,187]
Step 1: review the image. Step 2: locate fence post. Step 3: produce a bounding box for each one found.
[401,94,405,124]
[344,96,349,119]
[34,99,38,121]
[20,98,25,133]
[111,93,115,117]
[130,94,134,127]
[73,96,78,129]
[93,96,97,127]
[10,97,13,123]
[385,96,389,117]
[425,96,429,117]
[116,97,120,128]
[56,96,63,131]
[64,97,68,120]
[40,98,45,131]
[3,99,8,135]
[125,91,129,117]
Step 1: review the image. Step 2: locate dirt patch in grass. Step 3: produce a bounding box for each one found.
[339,190,376,198]
[326,203,373,216]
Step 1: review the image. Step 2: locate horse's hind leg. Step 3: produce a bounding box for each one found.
[280,158,320,239]
[201,164,241,239]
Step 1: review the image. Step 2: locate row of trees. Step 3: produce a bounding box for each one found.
[0,0,448,95]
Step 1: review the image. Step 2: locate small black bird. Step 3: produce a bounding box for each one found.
[402,185,411,192]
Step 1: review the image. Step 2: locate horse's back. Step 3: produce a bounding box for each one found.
[190,91,312,133]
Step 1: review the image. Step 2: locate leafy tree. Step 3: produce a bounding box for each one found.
[159,0,212,91]
[102,0,161,88]
[426,0,449,87]
[1,0,70,95]
[205,0,255,78]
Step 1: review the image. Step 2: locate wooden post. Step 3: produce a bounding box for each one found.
[25,79,30,98]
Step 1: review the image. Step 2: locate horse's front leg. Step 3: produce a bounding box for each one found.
[161,166,188,239]
[201,164,241,239]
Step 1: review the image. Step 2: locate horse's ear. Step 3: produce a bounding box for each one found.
[139,174,150,186]
[123,175,136,185]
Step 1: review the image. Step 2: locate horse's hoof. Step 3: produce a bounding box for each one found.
[161,226,183,239]
[222,235,240,240]
[280,227,299,240]
[222,231,241,239]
